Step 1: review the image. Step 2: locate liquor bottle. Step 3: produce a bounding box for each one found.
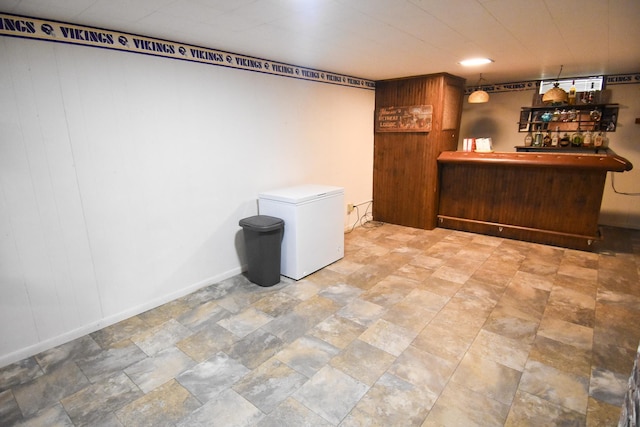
[560,133,571,147]
[586,82,595,104]
[524,130,533,146]
[583,130,593,147]
[594,132,604,148]
[571,128,584,147]
[533,126,543,147]
[551,127,560,147]
[543,131,552,147]
[568,80,576,105]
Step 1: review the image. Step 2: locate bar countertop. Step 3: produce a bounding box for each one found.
[437,150,633,172]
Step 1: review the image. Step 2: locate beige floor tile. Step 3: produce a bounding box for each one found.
[528,335,592,377]
[256,397,333,427]
[424,381,510,427]
[13,362,89,417]
[90,316,149,349]
[589,367,629,406]
[177,389,263,426]
[233,358,307,414]
[176,351,249,403]
[217,307,274,338]
[395,262,435,282]
[176,323,238,363]
[358,319,417,357]
[3,224,640,427]
[412,323,473,364]
[292,365,368,424]
[177,300,232,331]
[519,360,590,414]
[483,307,541,343]
[115,379,201,426]
[544,286,596,327]
[0,358,43,390]
[504,390,585,427]
[388,346,456,399]
[336,298,386,327]
[343,372,432,426]
[450,351,522,405]
[360,275,420,308]
[467,329,531,371]
[0,389,22,426]
[130,319,193,356]
[275,336,339,377]
[557,263,599,281]
[14,403,75,427]
[586,396,624,427]
[307,314,366,349]
[537,316,594,351]
[61,372,141,426]
[124,347,195,393]
[329,339,396,386]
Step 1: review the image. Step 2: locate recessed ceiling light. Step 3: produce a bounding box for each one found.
[459,58,494,66]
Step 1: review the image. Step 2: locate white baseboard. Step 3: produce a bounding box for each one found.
[0,266,243,369]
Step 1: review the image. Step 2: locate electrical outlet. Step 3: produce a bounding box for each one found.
[347,203,354,214]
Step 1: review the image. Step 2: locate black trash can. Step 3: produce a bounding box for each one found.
[239,215,284,287]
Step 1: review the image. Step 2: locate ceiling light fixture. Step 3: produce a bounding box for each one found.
[468,73,489,104]
[459,57,494,66]
[542,65,569,105]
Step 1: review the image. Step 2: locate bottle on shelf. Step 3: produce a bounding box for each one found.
[533,126,543,147]
[568,80,577,105]
[560,132,571,147]
[586,82,595,104]
[571,128,584,147]
[543,130,552,147]
[551,127,560,147]
[524,130,533,146]
[594,132,604,148]
[583,130,593,147]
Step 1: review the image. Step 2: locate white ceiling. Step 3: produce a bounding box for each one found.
[2,0,639,85]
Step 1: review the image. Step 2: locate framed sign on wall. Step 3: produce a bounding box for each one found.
[375,105,433,132]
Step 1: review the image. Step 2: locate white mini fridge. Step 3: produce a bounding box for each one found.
[259,184,344,280]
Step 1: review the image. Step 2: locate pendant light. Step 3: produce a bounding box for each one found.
[468,74,489,103]
[542,65,568,105]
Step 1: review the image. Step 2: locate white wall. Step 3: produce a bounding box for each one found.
[460,85,640,230]
[0,36,374,367]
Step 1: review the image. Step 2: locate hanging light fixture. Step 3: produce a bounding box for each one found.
[542,65,568,105]
[468,74,489,103]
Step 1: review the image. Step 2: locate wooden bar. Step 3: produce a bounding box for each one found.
[437,151,633,250]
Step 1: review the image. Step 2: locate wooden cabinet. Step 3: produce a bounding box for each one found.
[518,104,618,133]
[373,73,465,230]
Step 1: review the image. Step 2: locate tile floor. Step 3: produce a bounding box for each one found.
[1,223,640,426]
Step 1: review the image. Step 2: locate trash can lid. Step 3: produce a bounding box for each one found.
[239,215,284,232]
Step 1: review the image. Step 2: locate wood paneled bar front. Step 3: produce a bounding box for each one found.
[437,151,633,250]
